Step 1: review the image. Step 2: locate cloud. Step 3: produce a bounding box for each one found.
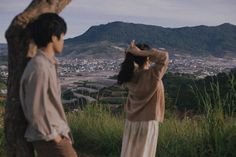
[62,0,236,26]
[59,0,236,40]
[0,0,236,43]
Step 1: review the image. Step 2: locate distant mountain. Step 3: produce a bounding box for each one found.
[0,44,7,56]
[63,22,236,58]
[0,43,7,64]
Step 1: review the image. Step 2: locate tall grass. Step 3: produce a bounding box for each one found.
[67,105,235,157]
[0,78,235,157]
[67,104,123,156]
[192,74,236,117]
[67,77,236,157]
[158,115,236,157]
[189,76,236,157]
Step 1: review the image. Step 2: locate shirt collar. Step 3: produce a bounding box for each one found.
[37,49,58,65]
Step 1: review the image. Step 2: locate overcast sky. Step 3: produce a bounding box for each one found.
[0,0,236,43]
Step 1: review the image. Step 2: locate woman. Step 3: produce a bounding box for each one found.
[118,41,169,157]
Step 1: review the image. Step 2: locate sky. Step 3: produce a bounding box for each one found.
[0,0,236,43]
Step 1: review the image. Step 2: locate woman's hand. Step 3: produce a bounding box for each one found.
[126,40,142,56]
[127,40,155,57]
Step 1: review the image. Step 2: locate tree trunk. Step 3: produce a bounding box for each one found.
[4,0,71,156]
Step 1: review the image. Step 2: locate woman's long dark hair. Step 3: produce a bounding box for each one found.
[117,43,150,85]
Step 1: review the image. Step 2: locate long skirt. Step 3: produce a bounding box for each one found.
[120,119,159,157]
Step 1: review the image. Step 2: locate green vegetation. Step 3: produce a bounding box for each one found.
[0,72,236,156]
[163,72,198,111]
[109,70,236,113]
[67,105,123,156]
[192,69,236,115]
[67,103,236,157]
[66,74,236,156]
[0,82,6,90]
[157,116,236,157]
[163,69,236,114]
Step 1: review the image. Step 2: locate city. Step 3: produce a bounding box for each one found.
[2,53,235,106]
[1,53,236,85]
[57,53,236,80]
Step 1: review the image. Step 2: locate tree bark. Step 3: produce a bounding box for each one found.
[4,0,71,156]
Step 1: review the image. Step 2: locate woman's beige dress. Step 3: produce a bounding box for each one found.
[120,51,169,157]
[120,120,159,157]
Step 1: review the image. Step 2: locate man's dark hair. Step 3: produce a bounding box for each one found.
[29,13,67,48]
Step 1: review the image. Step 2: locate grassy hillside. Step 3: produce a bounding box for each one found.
[67,104,236,157]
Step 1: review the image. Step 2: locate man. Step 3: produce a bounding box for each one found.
[20,13,77,157]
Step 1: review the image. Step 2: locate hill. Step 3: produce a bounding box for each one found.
[63,22,236,58]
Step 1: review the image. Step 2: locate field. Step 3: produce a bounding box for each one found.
[0,73,236,157]
[66,104,236,157]
[0,99,235,157]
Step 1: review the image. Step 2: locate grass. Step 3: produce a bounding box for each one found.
[0,78,236,157]
[67,104,124,156]
[67,77,236,157]
[158,116,236,157]
[67,105,236,157]
[0,83,6,90]
[0,106,235,157]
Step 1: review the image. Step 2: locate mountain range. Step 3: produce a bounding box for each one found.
[1,22,236,59]
[63,21,236,58]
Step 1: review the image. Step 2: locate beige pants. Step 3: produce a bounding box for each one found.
[33,138,78,157]
[120,119,159,157]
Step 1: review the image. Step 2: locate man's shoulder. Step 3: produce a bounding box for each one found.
[23,55,49,77]
[29,54,49,69]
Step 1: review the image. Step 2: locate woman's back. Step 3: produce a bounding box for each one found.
[119,41,169,157]
[124,59,167,122]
